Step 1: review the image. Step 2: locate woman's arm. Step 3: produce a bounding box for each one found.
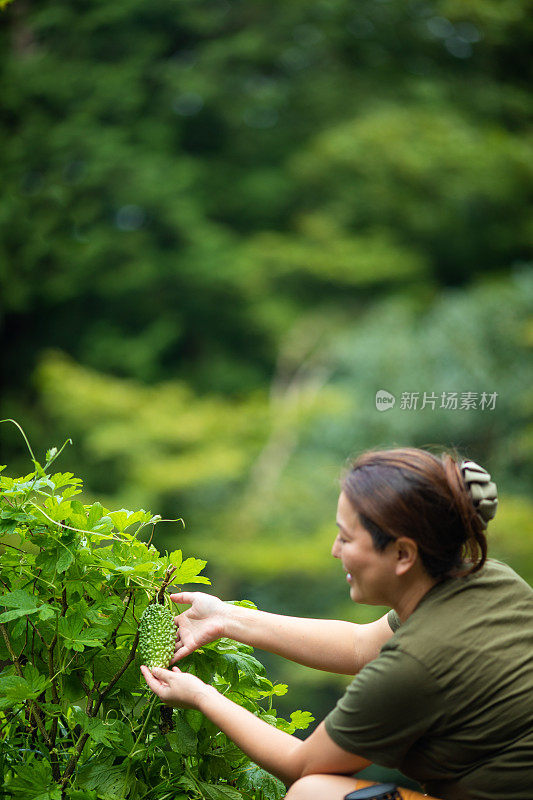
[170,591,394,674]
[224,604,393,674]
[141,665,370,787]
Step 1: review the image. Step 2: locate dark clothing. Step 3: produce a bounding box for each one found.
[324,559,533,799]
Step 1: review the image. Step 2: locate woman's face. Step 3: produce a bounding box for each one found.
[332,491,397,605]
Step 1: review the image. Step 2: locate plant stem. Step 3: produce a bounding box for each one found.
[124,693,158,787]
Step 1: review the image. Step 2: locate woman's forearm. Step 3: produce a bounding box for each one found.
[223,605,359,674]
[197,684,302,787]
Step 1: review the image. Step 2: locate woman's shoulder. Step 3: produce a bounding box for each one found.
[385,558,532,654]
[422,557,532,609]
[470,556,526,594]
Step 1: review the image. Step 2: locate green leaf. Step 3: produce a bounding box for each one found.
[199,782,244,800]
[70,707,125,747]
[216,650,266,685]
[61,485,83,499]
[108,510,129,532]
[70,500,86,517]
[58,612,107,651]
[174,556,210,584]
[87,502,104,528]
[79,762,129,796]
[0,589,45,622]
[169,549,183,567]
[91,515,114,534]
[228,599,258,611]
[167,714,197,755]
[0,608,34,622]
[0,518,19,535]
[50,472,79,489]
[107,508,151,533]
[4,755,61,799]
[288,709,314,728]
[237,764,285,800]
[93,651,139,691]
[0,666,49,710]
[0,589,39,611]
[56,544,75,574]
[11,617,26,639]
[184,707,203,733]
[258,683,288,698]
[38,606,57,624]
[275,709,315,733]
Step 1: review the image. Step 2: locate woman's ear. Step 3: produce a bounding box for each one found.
[394,536,419,576]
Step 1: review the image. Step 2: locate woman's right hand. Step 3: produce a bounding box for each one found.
[169,591,228,664]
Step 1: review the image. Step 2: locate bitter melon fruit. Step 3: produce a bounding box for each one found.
[138,603,177,669]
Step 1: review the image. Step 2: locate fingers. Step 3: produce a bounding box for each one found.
[152,666,179,680]
[141,664,178,683]
[170,647,190,665]
[141,664,184,696]
[169,592,194,605]
[140,665,164,693]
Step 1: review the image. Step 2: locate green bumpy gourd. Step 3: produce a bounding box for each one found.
[138,603,178,669]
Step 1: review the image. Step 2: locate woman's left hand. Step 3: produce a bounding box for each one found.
[140,664,209,709]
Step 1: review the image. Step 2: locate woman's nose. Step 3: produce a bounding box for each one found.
[331,536,340,558]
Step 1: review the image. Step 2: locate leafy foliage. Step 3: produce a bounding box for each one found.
[0,439,312,799]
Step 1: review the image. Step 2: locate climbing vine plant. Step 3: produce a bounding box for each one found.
[0,422,313,799]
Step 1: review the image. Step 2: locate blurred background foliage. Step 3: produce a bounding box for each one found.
[1,0,532,772]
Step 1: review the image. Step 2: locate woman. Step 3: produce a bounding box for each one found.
[141,447,533,800]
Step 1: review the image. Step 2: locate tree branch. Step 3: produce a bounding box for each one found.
[47,635,60,747]
[108,589,133,646]
[156,565,177,603]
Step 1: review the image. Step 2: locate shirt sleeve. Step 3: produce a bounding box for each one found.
[324,647,442,768]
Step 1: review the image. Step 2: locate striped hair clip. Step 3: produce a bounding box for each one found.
[460,459,498,530]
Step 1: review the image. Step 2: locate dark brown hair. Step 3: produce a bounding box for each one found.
[341,447,488,579]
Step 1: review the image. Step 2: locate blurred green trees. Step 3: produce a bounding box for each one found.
[2,0,531,394]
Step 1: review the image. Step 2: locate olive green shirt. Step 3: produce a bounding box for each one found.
[324,559,533,800]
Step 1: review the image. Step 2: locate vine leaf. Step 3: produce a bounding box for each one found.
[236,763,286,799]
[70,706,126,748]
[4,755,61,799]
[0,666,50,710]
[173,556,211,584]
[57,612,107,651]
[78,761,131,796]
[200,781,244,800]
[0,589,45,622]
[167,715,197,755]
